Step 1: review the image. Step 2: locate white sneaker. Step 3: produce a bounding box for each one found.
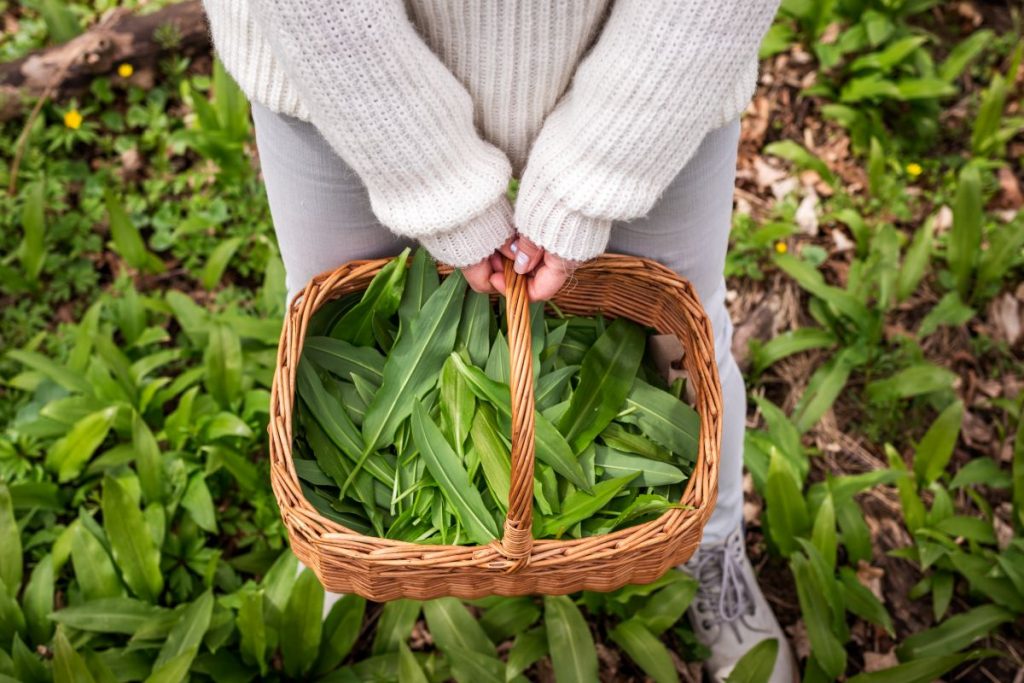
[682,526,799,683]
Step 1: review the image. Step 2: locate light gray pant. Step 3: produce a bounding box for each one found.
[252,101,744,547]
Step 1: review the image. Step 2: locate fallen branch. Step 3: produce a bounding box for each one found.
[0,0,209,121]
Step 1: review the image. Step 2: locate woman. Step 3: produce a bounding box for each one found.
[203,1,795,680]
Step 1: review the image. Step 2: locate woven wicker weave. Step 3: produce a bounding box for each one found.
[268,253,722,600]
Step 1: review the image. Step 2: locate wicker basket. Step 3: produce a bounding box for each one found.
[268,253,722,600]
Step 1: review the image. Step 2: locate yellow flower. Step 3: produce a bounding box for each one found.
[117,63,134,78]
[63,109,82,130]
[905,162,923,178]
[774,241,788,254]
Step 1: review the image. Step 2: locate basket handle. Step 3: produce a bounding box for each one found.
[498,257,536,568]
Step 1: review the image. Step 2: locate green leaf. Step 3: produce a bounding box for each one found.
[750,327,835,374]
[362,270,466,455]
[478,598,542,643]
[918,291,974,337]
[181,473,218,533]
[897,605,1013,661]
[45,407,117,483]
[132,412,165,503]
[897,217,934,302]
[594,446,685,487]
[558,318,645,453]
[774,253,871,325]
[838,567,894,636]
[948,164,983,299]
[507,626,548,681]
[399,248,439,326]
[316,594,366,674]
[398,642,429,683]
[70,523,123,600]
[609,619,678,683]
[619,378,699,459]
[334,250,409,346]
[440,353,476,459]
[200,236,244,290]
[725,637,778,683]
[932,515,996,545]
[53,627,97,683]
[939,30,992,81]
[281,570,324,678]
[763,140,834,184]
[913,400,964,485]
[471,405,511,512]
[304,336,385,385]
[19,180,46,281]
[867,364,957,404]
[810,493,837,570]
[154,590,213,670]
[22,555,54,645]
[7,348,91,393]
[144,649,197,683]
[372,599,422,655]
[0,484,22,598]
[849,36,927,73]
[446,646,506,683]
[204,322,243,408]
[104,189,163,273]
[237,590,268,674]
[894,77,957,100]
[451,353,589,490]
[424,597,495,656]
[541,474,638,538]
[765,448,809,556]
[411,403,499,544]
[101,476,163,601]
[545,596,598,683]
[50,598,170,634]
[793,351,856,433]
[1013,414,1024,533]
[31,0,83,42]
[457,290,492,367]
[847,651,988,683]
[0,576,25,645]
[635,574,698,635]
[790,552,846,679]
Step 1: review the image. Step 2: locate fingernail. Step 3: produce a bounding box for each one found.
[514,252,529,273]
[509,242,518,254]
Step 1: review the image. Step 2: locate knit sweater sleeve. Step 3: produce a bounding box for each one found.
[514,0,779,262]
[248,0,513,267]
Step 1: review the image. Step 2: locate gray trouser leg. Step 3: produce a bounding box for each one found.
[606,119,744,544]
[253,100,744,554]
[251,101,413,302]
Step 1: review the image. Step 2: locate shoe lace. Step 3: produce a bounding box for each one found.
[692,544,754,626]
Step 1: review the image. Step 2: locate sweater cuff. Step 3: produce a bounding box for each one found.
[514,185,611,262]
[418,196,514,268]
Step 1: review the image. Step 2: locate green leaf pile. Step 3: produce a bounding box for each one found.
[293,248,698,543]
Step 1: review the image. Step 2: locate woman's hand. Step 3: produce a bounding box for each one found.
[461,238,513,295]
[494,236,578,302]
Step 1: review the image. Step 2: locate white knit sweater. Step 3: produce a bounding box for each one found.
[202,0,778,267]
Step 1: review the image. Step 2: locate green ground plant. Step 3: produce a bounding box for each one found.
[0,1,1022,681]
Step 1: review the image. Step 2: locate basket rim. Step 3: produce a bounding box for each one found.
[268,252,722,571]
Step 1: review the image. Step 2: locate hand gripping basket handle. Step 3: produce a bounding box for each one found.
[498,258,536,569]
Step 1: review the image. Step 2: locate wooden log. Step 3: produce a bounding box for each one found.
[0,0,209,119]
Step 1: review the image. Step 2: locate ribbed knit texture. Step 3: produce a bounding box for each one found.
[202,0,778,266]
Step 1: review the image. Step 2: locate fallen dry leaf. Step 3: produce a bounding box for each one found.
[863,650,900,673]
[933,205,954,234]
[997,166,1023,209]
[786,619,811,660]
[856,561,886,603]
[988,292,1022,346]
[754,156,789,189]
[795,190,820,235]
